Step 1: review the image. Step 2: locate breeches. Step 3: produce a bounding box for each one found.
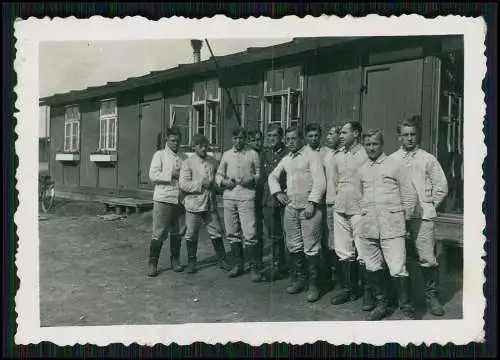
[283,205,322,256]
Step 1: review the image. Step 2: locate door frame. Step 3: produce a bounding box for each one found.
[137,99,163,189]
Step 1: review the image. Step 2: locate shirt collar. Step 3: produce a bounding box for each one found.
[232,146,247,154]
[307,144,321,152]
[290,145,306,158]
[344,143,362,155]
[401,146,420,158]
[368,153,387,166]
[164,144,178,157]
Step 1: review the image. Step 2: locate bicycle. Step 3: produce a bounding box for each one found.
[39,174,56,213]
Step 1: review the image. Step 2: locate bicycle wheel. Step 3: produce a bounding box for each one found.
[40,186,55,213]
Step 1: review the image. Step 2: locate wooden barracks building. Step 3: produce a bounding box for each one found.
[40,35,464,251]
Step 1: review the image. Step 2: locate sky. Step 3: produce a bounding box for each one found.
[39,38,291,98]
[38,38,290,136]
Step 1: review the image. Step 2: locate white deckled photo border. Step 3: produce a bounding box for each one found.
[14,14,487,346]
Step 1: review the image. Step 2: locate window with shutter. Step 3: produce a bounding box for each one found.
[262,66,303,132]
[98,99,118,151]
[63,105,80,152]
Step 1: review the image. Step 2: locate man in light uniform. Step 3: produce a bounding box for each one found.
[304,122,334,291]
[330,121,374,310]
[147,127,188,277]
[179,134,232,274]
[390,116,448,316]
[216,128,262,281]
[323,125,343,289]
[356,129,417,320]
[268,126,326,302]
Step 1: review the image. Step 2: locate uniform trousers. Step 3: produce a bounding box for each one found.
[357,236,409,277]
[152,201,186,242]
[223,199,258,246]
[407,218,439,267]
[184,209,224,242]
[284,205,322,256]
[325,205,336,250]
[333,212,363,262]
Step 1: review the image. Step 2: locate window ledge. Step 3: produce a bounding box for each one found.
[90,154,117,162]
[56,153,80,162]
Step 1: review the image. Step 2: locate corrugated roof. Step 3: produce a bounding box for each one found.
[39,36,364,106]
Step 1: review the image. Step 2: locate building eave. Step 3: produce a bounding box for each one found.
[39,35,463,107]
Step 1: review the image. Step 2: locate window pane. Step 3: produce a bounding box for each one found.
[108,118,116,149]
[100,120,107,149]
[270,97,282,124]
[197,108,205,135]
[74,122,80,150]
[211,125,217,144]
[290,94,299,119]
[436,50,464,215]
[206,79,219,100]
[100,100,116,116]
[64,123,71,151]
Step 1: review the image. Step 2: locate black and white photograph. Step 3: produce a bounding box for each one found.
[15,15,486,346]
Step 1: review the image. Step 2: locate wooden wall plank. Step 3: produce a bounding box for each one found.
[117,92,140,189]
[49,106,65,186]
[79,101,99,187]
[305,67,361,142]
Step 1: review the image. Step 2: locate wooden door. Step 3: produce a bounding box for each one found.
[139,101,161,186]
[169,104,193,152]
[361,59,423,155]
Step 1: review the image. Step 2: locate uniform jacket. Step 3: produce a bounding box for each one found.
[333,143,368,215]
[322,146,340,206]
[261,143,287,207]
[355,153,418,239]
[390,147,448,220]
[268,145,326,210]
[215,147,261,201]
[149,145,188,204]
[179,153,219,213]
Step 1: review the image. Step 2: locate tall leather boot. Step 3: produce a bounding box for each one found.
[386,269,399,310]
[249,244,264,282]
[360,263,375,311]
[322,248,333,289]
[395,276,417,320]
[147,239,163,277]
[421,266,445,316]
[286,252,306,294]
[170,235,184,272]
[185,240,198,274]
[331,250,343,291]
[265,237,289,281]
[306,254,321,302]
[366,270,392,321]
[331,260,359,305]
[211,237,232,272]
[228,242,245,278]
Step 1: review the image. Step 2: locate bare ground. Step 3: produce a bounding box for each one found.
[39,199,463,327]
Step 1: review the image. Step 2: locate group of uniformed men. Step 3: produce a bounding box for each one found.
[147,115,449,321]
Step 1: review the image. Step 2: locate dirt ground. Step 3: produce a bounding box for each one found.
[39,199,463,327]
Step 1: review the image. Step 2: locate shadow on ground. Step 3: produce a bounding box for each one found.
[39,200,463,327]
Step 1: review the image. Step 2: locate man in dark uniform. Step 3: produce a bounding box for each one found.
[247,129,265,282]
[254,124,289,280]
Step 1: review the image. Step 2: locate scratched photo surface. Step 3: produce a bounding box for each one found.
[15,15,486,346]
